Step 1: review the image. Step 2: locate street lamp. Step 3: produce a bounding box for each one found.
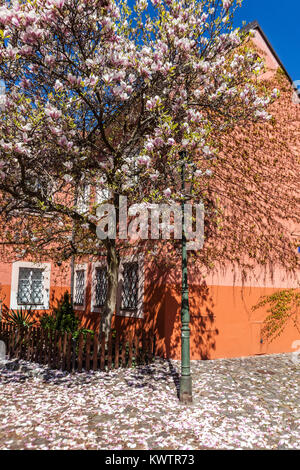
[179,150,193,403]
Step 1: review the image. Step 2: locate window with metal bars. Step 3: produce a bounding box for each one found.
[74,269,85,306]
[77,184,90,214]
[95,266,108,307]
[17,267,44,305]
[121,262,139,310]
[0,79,5,111]
[95,186,111,205]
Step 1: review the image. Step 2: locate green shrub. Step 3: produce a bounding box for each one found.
[72,328,95,341]
[53,291,79,333]
[40,313,56,331]
[40,292,94,339]
[40,291,79,333]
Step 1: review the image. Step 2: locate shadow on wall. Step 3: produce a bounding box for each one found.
[145,264,219,361]
[45,261,219,359]
[190,283,219,359]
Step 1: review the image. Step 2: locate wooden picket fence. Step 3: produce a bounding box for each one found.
[0,322,155,372]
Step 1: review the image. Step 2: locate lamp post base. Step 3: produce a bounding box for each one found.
[179,375,193,403]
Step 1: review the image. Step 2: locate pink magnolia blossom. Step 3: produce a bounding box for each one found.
[146,96,161,111]
[137,155,151,166]
[19,45,33,56]
[67,74,82,87]
[14,142,27,154]
[167,138,176,146]
[45,105,62,120]
[222,0,233,10]
[54,80,63,92]
[50,0,66,9]
[58,135,68,147]
[50,126,62,136]
[45,55,55,67]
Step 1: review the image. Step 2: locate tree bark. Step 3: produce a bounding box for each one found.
[100,238,119,340]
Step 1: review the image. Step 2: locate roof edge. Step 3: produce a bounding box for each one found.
[242,20,299,95]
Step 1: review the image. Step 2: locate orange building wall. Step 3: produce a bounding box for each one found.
[0,258,299,360]
[71,261,300,360]
[152,283,300,360]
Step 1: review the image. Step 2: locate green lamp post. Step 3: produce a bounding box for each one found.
[179,150,193,403]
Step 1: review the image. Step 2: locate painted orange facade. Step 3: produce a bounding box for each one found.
[1,256,299,360]
[0,23,299,360]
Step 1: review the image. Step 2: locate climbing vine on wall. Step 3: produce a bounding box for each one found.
[252,289,300,342]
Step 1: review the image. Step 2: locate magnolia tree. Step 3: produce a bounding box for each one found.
[0,0,298,334]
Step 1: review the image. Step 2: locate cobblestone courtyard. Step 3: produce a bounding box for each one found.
[0,353,299,450]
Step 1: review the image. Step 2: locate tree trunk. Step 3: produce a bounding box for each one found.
[100,239,119,340]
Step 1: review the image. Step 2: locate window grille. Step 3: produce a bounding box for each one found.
[77,184,90,214]
[17,268,44,305]
[0,79,5,111]
[95,267,108,307]
[33,177,53,198]
[96,186,111,205]
[74,269,85,306]
[121,262,138,310]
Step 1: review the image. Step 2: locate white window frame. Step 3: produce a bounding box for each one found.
[77,184,90,214]
[95,185,111,205]
[73,263,87,311]
[0,79,5,111]
[91,260,107,313]
[10,261,51,310]
[116,254,144,318]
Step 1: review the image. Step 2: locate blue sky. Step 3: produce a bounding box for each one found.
[234,0,300,82]
[127,0,299,83]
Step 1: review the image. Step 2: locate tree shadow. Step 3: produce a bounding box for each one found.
[143,257,219,362]
[0,358,181,396]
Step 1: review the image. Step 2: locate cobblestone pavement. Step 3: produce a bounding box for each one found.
[0,353,299,450]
